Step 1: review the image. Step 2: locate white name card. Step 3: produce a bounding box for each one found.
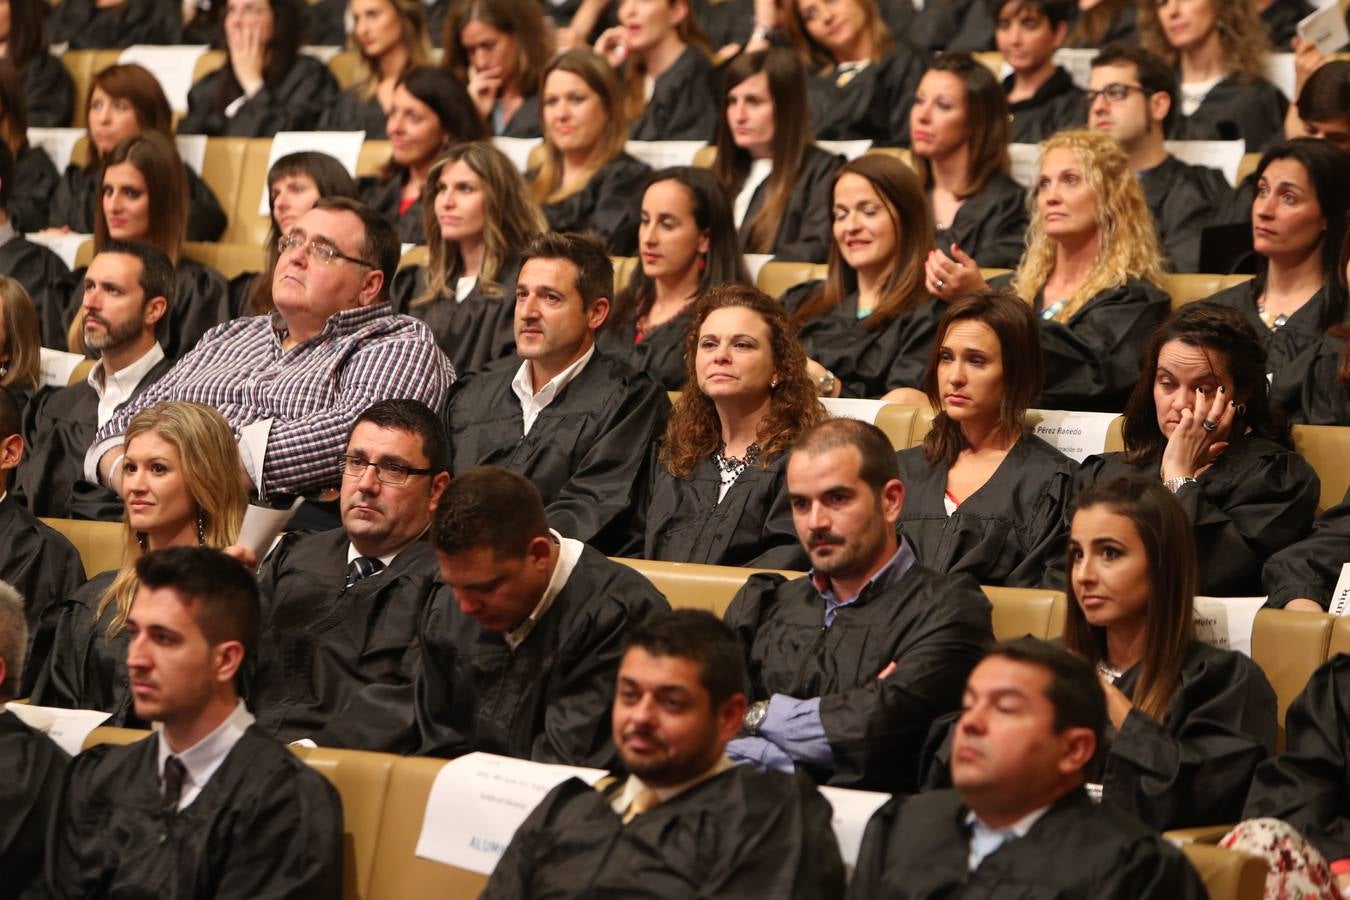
[5,704,112,756]
[175,134,208,176]
[118,45,210,114]
[257,132,366,215]
[24,231,92,270]
[1164,140,1245,187]
[1299,4,1350,55]
[623,140,707,170]
[1008,143,1040,189]
[491,136,543,174]
[1328,564,1350,617]
[821,397,888,426]
[415,752,608,874]
[816,139,874,161]
[1193,596,1267,656]
[818,785,891,870]
[1265,53,1297,102]
[742,253,774,283]
[1026,409,1117,463]
[39,348,86,388]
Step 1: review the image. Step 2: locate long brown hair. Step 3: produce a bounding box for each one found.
[661,285,826,477]
[1138,0,1271,82]
[783,0,891,72]
[0,277,41,394]
[0,61,29,157]
[1064,477,1196,722]
[921,289,1042,466]
[713,49,814,254]
[354,0,433,100]
[531,50,629,205]
[911,53,1010,200]
[84,64,174,168]
[617,0,710,123]
[442,0,554,99]
[792,154,933,333]
[94,132,188,264]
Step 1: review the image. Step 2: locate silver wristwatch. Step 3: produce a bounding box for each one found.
[743,700,770,736]
[1163,475,1197,494]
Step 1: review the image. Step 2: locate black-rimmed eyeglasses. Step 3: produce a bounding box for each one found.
[1083,83,1149,105]
[340,455,436,485]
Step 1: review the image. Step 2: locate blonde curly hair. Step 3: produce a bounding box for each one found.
[1138,0,1272,82]
[1011,130,1165,323]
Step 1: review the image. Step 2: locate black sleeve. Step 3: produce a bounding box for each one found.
[21,54,75,128]
[745,470,811,571]
[1243,654,1350,863]
[1263,490,1350,609]
[180,59,340,137]
[43,749,111,899]
[1154,166,1230,274]
[162,263,232,360]
[1096,838,1211,900]
[0,717,68,897]
[185,166,229,243]
[47,167,93,233]
[628,51,720,142]
[478,781,572,898]
[10,148,60,235]
[943,178,1029,271]
[771,149,843,263]
[581,157,651,257]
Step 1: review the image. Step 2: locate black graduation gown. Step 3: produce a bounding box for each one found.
[495,93,542,138]
[782,282,944,398]
[640,451,808,570]
[247,529,439,747]
[1067,2,1139,47]
[1273,333,1350,426]
[20,52,75,128]
[177,56,340,137]
[29,572,143,727]
[481,766,846,900]
[910,0,993,52]
[1138,154,1234,274]
[537,153,651,256]
[1209,279,1336,406]
[316,85,388,138]
[47,0,181,48]
[12,352,174,520]
[628,46,720,143]
[1262,0,1314,49]
[11,145,59,235]
[0,235,70,320]
[1171,73,1289,153]
[45,728,343,900]
[1243,653,1350,862]
[724,557,994,792]
[597,304,692,391]
[1263,486,1350,609]
[393,260,519,376]
[848,787,1208,900]
[738,145,842,263]
[1005,67,1087,145]
[692,0,754,48]
[935,171,1029,270]
[0,496,85,697]
[896,435,1076,590]
[409,547,670,764]
[0,710,68,900]
[805,45,928,146]
[445,349,671,553]
[46,162,228,243]
[304,0,347,46]
[991,274,1172,413]
[359,172,425,245]
[1077,436,1320,596]
[52,259,231,361]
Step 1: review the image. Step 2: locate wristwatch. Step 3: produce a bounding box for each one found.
[743,700,770,736]
[1163,475,1197,494]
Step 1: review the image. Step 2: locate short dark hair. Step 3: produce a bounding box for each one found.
[983,637,1106,742]
[432,466,549,557]
[0,385,20,441]
[134,547,261,653]
[395,65,489,145]
[790,418,900,496]
[990,0,1075,28]
[1091,43,1179,131]
[351,399,449,473]
[0,139,12,210]
[97,240,177,312]
[520,231,613,310]
[623,610,748,709]
[1297,59,1350,123]
[312,196,400,301]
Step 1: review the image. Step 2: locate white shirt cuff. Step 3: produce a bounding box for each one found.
[238,418,273,494]
[84,436,124,484]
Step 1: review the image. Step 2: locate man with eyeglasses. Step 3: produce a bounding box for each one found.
[243,399,449,749]
[1087,44,1232,273]
[85,198,454,527]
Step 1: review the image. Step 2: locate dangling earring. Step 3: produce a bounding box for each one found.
[771,375,779,388]
[136,532,148,553]
[697,252,707,273]
[196,512,206,546]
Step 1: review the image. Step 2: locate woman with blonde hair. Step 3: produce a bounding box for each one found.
[927,129,1171,412]
[319,0,433,137]
[530,49,651,255]
[30,401,249,726]
[443,0,553,137]
[1139,0,1287,151]
[641,284,826,567]
[394,141,546,373]
[594,0,720,141]
[0,276,42,404]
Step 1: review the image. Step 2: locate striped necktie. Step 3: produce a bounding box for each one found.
[345,556,385,589]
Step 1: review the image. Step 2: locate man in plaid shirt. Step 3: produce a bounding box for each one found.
[84,198,454,500]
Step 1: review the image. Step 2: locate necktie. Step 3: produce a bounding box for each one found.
[162,755,186,816]
[622,788,662,825]
[345,556,385,589]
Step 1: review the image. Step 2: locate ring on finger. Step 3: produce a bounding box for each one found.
[1202,419,1218,432]
[936,279,945,289]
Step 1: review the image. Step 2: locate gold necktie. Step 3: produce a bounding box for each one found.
[622,788,662,824]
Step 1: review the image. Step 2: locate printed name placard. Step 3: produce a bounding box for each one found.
[819,786,891,870]
[5,704,111,756]
[1193,596,1267,656]
[1328,564,1350,617]
[257,132,366,215]
[1027,409,1118,463]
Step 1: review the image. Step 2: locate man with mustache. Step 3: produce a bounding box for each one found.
[849,639,1206,899]
[13,241,175,521]
[724,416,993,792]
[244,399,449,749]
[482,609,846,898]
[442,231,669,554]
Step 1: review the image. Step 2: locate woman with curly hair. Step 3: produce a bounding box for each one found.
[529,49,651,255]
[30,401,249,726]
[927,129,1171,412]
[318,0,433,137]
[640,284,826,568]
[601,166,750,390]
[1076,301,1319,597]
[443,0,553,137]
[394,141,546,374]
[1139,0,1288,151]
[896,289,1075,589]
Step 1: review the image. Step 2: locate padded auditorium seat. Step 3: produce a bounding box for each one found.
[82,726,151,750]
[183,242,266,280]
[291,747,400,900]
[755,261,827,299]
[1291,425,1350,513]
[1326,615,1350,659]
[1162,273,1254,310]
[40,517,124,579]
[983,586,1067,642]
[1251,608,1335,750]
[1181,843,1267,900]
[610,557,802,617]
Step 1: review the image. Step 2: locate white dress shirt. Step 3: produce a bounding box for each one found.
[88,342,165,428]
[733,158,774,228]
[510,344,596,436]
[156,699,256,812]
[964,804,1051,871]
[503,529,583,650]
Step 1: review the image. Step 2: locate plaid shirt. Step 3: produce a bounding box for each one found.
[92,303,455,496]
